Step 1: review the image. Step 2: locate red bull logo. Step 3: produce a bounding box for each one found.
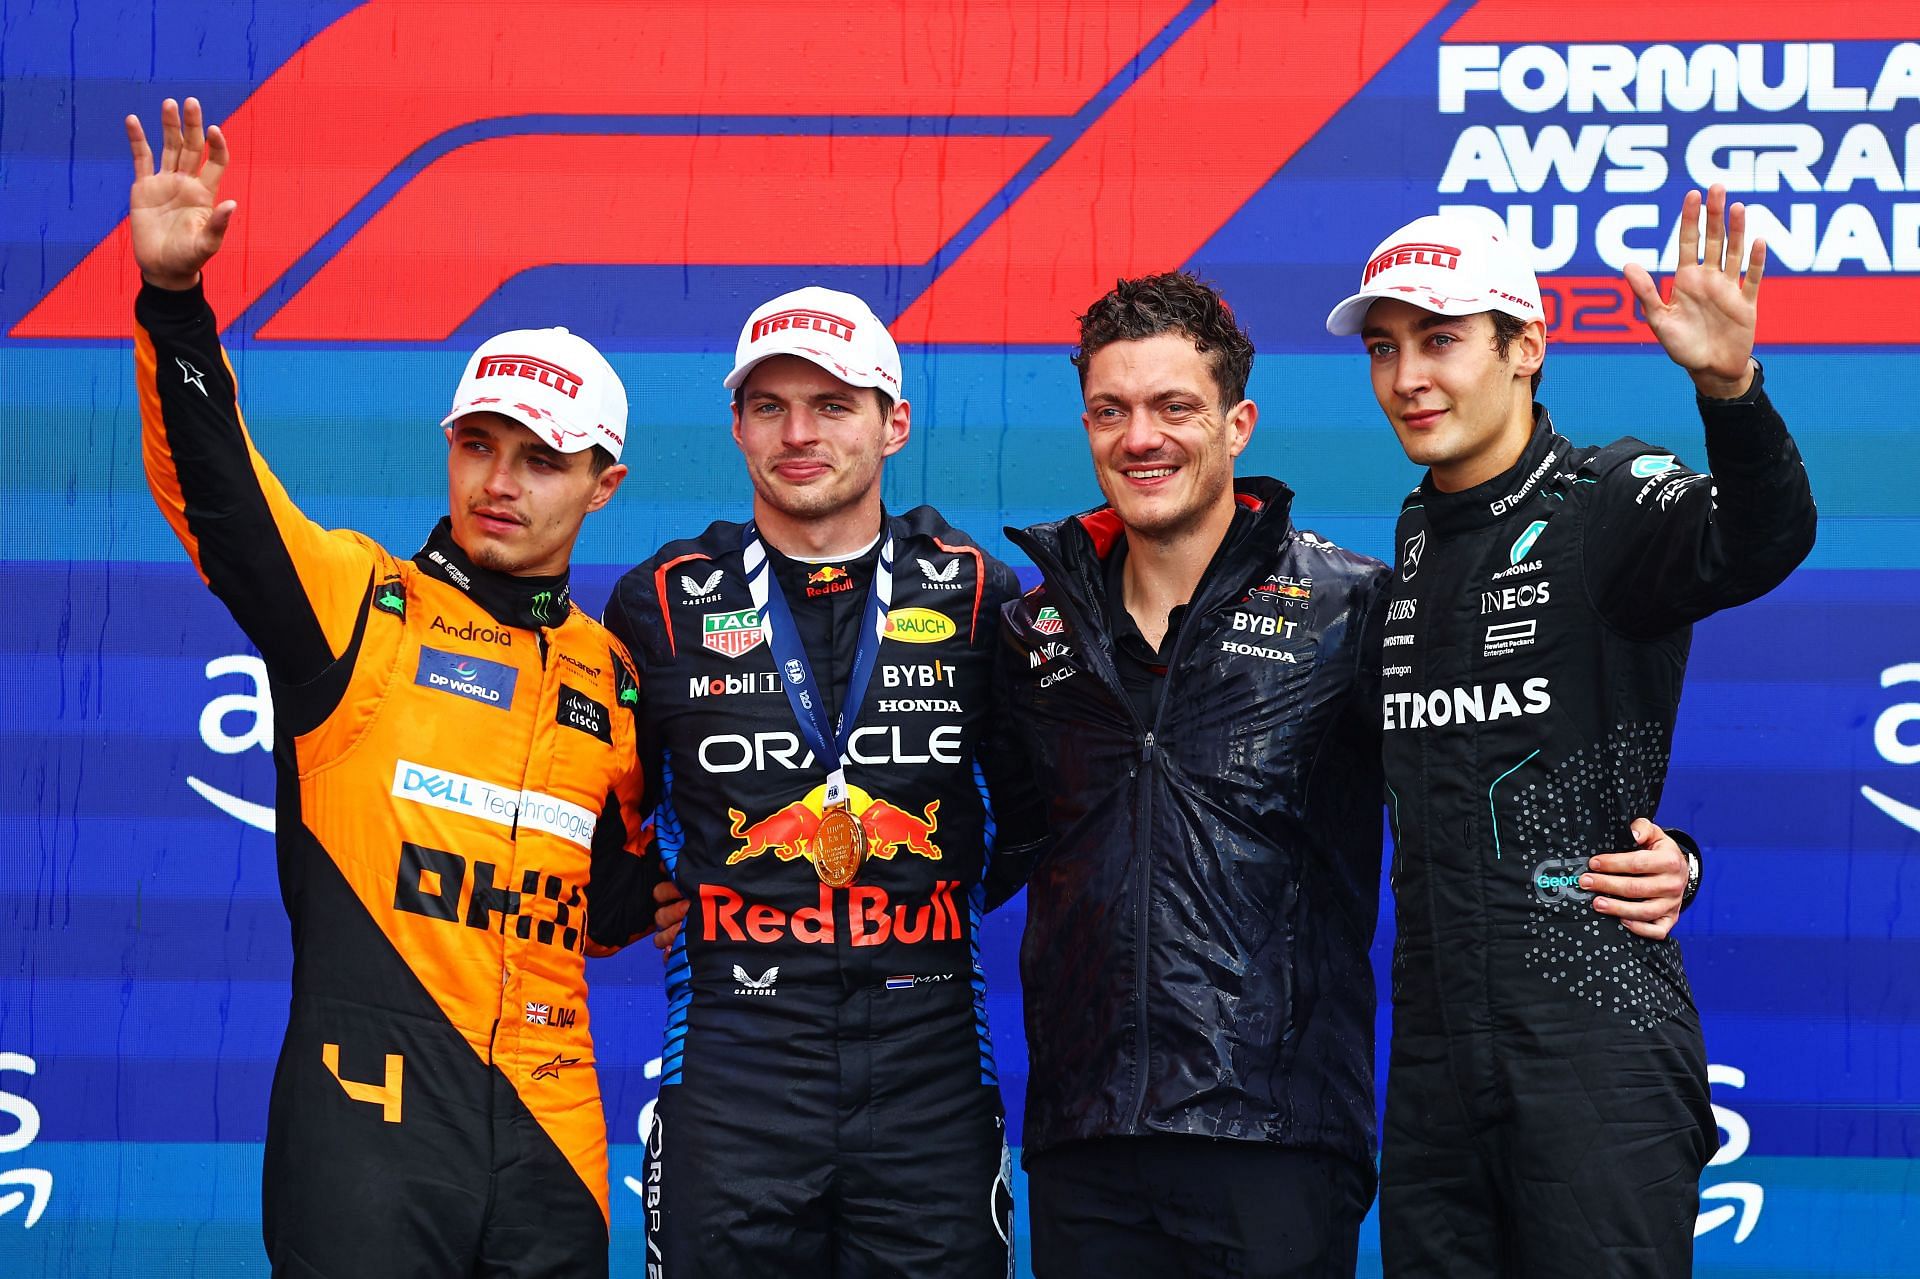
[701,879,966,947]
[725,785,943,868]
[806,564,855,597]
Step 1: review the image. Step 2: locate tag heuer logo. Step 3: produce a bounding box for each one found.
[1034,606,1065,636]
[702,609,766,659]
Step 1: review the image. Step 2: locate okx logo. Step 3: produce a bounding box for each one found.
[1863,663,1920,834]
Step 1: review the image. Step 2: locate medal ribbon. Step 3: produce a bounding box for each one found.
[743,524,894,806]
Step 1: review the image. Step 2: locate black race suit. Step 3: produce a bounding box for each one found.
[604,507,1045,1278]
[1377,374,1816,1277]
[1000,480,1390,1274]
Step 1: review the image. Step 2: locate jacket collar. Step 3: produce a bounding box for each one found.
[1011,477,1296,626]
[1417,407,1570,535]
[413,518,572,630]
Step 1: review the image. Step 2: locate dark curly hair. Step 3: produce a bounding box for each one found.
[1489,311,1545,396]
[1072,272,1255,411]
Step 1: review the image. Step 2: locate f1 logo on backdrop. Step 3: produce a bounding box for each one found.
[1862,663,1920,834]
[13,0,1452,344]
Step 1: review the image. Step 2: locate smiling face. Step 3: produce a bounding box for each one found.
[444,412,626,577]
[1080,331,1255,544]
[1361,298,1543,492]
[731,353,909,540]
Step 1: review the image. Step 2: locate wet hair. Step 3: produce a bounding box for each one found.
[1071,272,1255,410]
[587,445,618,475]
[1489,311,1544,396]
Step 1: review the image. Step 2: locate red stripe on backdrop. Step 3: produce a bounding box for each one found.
[11,0,1182,339]
[1444,1,1920,42]
[255,135,1047,342]
[893,0,1454,344]
[1539,275,1920,345]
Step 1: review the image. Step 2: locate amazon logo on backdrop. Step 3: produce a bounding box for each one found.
[1864,663,1920,835]
[191,654,276,832]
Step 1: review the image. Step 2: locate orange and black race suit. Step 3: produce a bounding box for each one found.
[135,281,649,1278]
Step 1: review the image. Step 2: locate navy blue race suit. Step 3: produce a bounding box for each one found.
[604,506,1045,1278]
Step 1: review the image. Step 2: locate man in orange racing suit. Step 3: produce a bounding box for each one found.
[128,98,651,1277]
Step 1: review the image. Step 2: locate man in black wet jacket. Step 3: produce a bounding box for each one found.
[998,273,1703,1278]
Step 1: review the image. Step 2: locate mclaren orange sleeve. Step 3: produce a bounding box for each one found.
[135,280,376,688]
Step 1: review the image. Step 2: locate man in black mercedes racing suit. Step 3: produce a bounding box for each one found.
[1327,187,1816,1275]
[604,287,1046,1277]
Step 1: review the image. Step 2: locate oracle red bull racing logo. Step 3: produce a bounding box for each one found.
[725,784,942,868]
[701,879,967,948]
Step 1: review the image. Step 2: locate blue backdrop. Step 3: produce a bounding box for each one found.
[5,2,1919,1274]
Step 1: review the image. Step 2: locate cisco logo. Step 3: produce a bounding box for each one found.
[1862,663,1920,834]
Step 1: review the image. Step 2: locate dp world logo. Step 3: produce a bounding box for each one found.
[1862,663,1920,834]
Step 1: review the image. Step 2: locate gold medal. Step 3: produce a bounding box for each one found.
[812,801,867,888]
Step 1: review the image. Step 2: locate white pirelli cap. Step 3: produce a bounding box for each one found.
[723,286,903,400]
[1325,209,1543,336]
[443,327,629,461]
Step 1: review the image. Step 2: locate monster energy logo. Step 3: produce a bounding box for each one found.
[529,589,567,624]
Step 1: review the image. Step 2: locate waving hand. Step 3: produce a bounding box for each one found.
[127,97,236,290]
[1624,184,1765,399]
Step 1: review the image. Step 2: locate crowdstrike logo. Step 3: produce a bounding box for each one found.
[1862,663,1920,834]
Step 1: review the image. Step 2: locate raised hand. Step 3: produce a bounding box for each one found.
[1623,185,1764,399]
[127,97,236,290]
